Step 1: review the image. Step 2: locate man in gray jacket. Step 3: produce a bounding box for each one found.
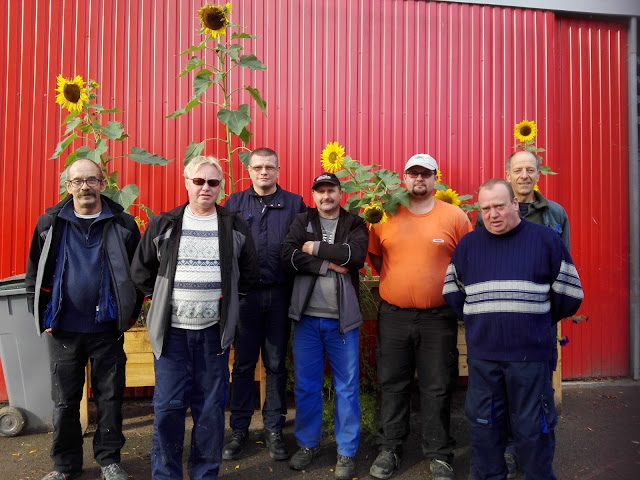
[281,172,368,480]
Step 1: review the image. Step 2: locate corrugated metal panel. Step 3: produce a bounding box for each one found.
[0,0,628,389]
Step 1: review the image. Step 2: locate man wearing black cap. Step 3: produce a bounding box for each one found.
[282,172,369,479]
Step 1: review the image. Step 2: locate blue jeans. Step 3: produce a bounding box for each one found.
[466,359,558,480]
[229,285,291,432]
[151,325,229,480]
[293,315,360,457]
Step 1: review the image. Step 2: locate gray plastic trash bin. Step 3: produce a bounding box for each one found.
[0,274,53,434]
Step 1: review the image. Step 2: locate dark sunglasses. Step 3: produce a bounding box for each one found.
[188,177,221,187]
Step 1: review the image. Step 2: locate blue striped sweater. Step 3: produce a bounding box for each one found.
[443,219,583,362]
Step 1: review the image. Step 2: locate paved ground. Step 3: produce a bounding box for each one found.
[2,379,639,479]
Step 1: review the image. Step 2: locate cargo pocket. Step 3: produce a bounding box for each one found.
[539,393,558,433]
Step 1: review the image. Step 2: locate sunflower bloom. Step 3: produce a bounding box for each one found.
[321,142,345,173]
[55,74,88,113]
[514,119,537,143]
[534,184,540,192]
[436,170,442,183]
[363,203,387,225]
[198,3,232,38]
[434,188,461,207]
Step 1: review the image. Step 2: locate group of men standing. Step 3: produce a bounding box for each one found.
[25,145,582,480]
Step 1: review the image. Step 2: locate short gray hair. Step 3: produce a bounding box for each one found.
[184,156,224,179]
[505,151,542,173]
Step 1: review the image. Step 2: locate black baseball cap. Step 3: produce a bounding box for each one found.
[312,172,341,190]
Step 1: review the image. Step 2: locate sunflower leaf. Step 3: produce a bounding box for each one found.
[238,151,252,167]
[180,39,208,56]
[98,108,122,114]
[103,121,125,140]
[126,147,172,165]
[232,32,258,39]
[50,133,78,159]
[193,70,213,97]
[64,117,83,135]
[66,146,93,166]
[167,97,201,118]
[63,111,81,124]
[244,86,267,116]
[184,141,206,166]
[135,203,155,219]
[103,184,139,212]
[217,104,251,136]
[238,127,253,145]
[236,54,266,70]
[218,44,243,61]
[457,194,473,201]
[78,123,93,133]
[540,165,557,175]
[179,56,205,78]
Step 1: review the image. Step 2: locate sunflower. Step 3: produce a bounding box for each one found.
[434,188,461,206]
[534,184,540,192]
[514,119,537,143]
[363,203,387,225]
[198,3,232,38]
[320,142,345,173]
[436,170,442,183]
[54,74,88,113]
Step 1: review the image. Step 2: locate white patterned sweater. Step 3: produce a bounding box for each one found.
[170,206,222,330]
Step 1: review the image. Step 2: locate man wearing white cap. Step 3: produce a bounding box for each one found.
[368,154,472,480]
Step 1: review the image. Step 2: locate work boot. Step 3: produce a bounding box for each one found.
[505,452,519,479]
[100,463,128,480]
[41,472,80,480]
[289,446,321,470]
[264,430,290,460]
[335,454,356,479]
[222,430,248,460]
[430,459,455,480]
[369,449,400,479]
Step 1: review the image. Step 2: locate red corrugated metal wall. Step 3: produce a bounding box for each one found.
[0,0,629,398]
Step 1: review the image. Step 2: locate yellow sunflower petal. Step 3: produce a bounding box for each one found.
[198,4,230,38]
[54,74,88,113]
[514,120,537,143]
[434,188,461,207]
[320,142,345,173]
[363,203,386,224]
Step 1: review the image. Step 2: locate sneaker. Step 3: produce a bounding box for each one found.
[265,430,290,460]
[289,446,321,470]
[41,472,80,480]
[222,430,248,460]
[430,459,455,480]
[369,449,400,479]
[335,454,356,480]
[505,452,518,479]
[100,463,128,480]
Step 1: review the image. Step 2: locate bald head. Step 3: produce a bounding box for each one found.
[65,159,106,214]
[505,150,541,203]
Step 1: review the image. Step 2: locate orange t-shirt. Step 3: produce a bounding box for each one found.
[368,200,472,309]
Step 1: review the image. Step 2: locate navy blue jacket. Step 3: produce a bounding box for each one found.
[225,184,305,285]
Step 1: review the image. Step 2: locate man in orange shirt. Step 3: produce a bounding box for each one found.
[368,154,472,480]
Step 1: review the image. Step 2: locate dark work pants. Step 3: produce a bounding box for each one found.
[375,301,459,463]
[465,359,558,480]
[47,330,126,474]
[229,285,291,432]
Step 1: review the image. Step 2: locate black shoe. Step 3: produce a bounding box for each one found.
[222,430,248,460]
[264,430,290,460]
[289,446,321,470]
[505,452,518,479]
[369,449,400,479]
[335,454,356,480]
[429,459,455,480]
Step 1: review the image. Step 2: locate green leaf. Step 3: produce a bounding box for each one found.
[64,151,78,167]
[135,203,155,219]
[167,97,201,118]
[193,70,213,97]
[105,170,120,188]
[64,117,83,135]
[218,44,243,61]
[244,85,267,116]
[540,165,557,175]
[217,104,251,135]
[103,121,125,140]
[50,133,78,159]
[184,141,206,166]
[232,32,258,39]
[104,184,139,212]
[78,123,93,133]
[179,56,204,78]
[126,147,172,165]
[238,151,251,167]
[63,110,81,124]
[238,127,252,145]
[59,169,68,197]
[97,107,122,114]
[457,194,473,201]
[236,54,266,70]
[344,196,363,215]
[179,39,208,56]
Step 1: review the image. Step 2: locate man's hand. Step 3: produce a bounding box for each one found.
[328,262,349,274]
[302,241,315,255]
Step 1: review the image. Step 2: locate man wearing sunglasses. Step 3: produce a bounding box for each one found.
[131,156,258,480]
[368,154,472,480]
[222,148,305,461]
[25,158,143,480]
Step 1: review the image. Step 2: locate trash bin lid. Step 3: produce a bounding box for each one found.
[0,274,26,292]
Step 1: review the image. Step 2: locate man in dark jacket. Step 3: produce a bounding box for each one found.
[131,156,258,480]
[281,172,368,480]
[25,158,142,480]
[222,147,305,461]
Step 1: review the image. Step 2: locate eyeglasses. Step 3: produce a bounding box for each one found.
[249,165,278,173]
[67,177,102,188]
[188,177,221,187]
[406,170,435,179]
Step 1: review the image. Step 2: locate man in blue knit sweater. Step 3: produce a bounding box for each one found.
[443,179,583,480]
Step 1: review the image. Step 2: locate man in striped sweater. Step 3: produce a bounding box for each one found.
[443,179,583,480]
